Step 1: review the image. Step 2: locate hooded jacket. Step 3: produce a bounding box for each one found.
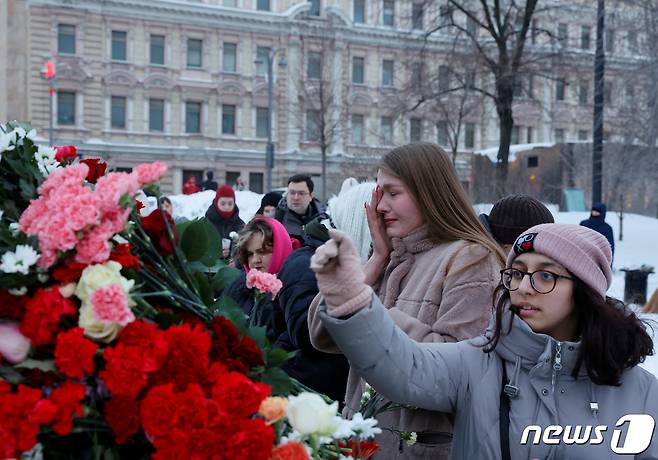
[319,297,658,460]
[204,203,245,240]
[580,204,615,257]
[274,196,325,241]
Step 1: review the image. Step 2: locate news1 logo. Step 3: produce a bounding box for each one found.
[520,414,656,454]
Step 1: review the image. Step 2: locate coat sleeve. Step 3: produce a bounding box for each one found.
[639,375,658,459]
[307,292,342,353]
[319,294,469,413]
[277,263,321,351]
[387,246,500,344]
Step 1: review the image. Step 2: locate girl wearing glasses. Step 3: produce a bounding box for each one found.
[310,223,656,459]
[308,143,505,459]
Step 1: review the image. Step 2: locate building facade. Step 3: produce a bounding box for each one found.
[1,0,653,199]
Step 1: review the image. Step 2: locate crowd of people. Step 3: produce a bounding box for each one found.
[163,143,655,459]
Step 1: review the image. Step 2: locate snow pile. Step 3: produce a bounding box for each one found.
[168,190,264,224]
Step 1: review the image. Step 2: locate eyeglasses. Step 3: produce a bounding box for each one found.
[500,268,575,294]
[288,190,309,197]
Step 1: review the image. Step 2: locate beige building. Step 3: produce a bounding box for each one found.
[0,0,652,198]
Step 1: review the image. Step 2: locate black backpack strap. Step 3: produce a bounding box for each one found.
[499,359,512,460]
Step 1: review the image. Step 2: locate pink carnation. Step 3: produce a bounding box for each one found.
[133,162,168,185]
[38,163,89,198]
[94,172,140,213]
[245,269,282,299]
[91,284,134,326]
[75,227,113,265]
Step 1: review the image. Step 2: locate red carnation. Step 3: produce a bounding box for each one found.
[235,335,265,370]
[271,441,310,460]
[0,384,50,454]
[231,418,275,460]
[48,381,85,435]
[101,344,150,399]
[117,320,168,372]
[140,384,180,440]
[0,290,24,321]
[109,243,140,271]
[54,327,99,379]
[104,396,141,444]
[52,261,87,284]
[141,209,178,256]
[209,316,241,361]
[150,323,210,389]
[20,288,77,346]
[80,158,108,184]
[210,371,270,418]
[54,145,77,163]
[339,440,380,459]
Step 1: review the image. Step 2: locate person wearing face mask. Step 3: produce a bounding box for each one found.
[275,174,326,243]
[204,184,245,258]
[580,203,615,260]
[224,217,293,341]
[310,224,657,460]
[256,192,283,218]
[308,143,505,459]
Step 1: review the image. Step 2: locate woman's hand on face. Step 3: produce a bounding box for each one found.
[365,186,392,260]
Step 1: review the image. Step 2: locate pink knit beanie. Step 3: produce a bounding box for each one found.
[506,223,613,299]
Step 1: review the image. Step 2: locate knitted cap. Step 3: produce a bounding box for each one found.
[488,195,554,245]
[506,224,613,299]
[216,184,235,200]
[257,192,282,215]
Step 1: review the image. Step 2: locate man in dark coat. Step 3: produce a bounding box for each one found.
[580,202,615,259]
[200,171,218,191]
[274,174,325,243]
[270,214,349,402]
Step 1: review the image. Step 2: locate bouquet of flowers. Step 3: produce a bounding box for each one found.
[0,121,380,459]
[246,268,283,300]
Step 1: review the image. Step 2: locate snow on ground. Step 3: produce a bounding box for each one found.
[172,191,658,377]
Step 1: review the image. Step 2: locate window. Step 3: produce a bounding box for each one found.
[556,78,566,101]
[605,28,615,53]
[382,60,394,86]
[526,75,534,98]
[526,126,534,143]
[410,62,422,88]
[352,57,364,84]
[257,0,270,11]
[58,24,76,54]
[111,31,127,61]
[185,101,201,133]
[383,0,394,26]
[511,125,520,145]
[410,118,422,142]
[531,19,539,45]
[226,171,241,187]
[354,0,365,24]
[557,23,568,47]
[578,130,588,141]
[527,156,539,168]
[436,121,448,146]
[309,0,320,16]
[222,104,236,135]
[305,110,320,141]
[438,65,450,92]
[625,84,635,105]
[150,35,165,65]
[464,123,475,149]
[149,98,164,132]
[513,78,524,98]
[351,114,364,144]
[307,52,322,79]
[412,3,423,30]
[465,70,477,90]
[439,6,452,28]
[381,117,393,143]
[256,47,271,76]
[256,107,269,138]
[604,82,613,106]
[249,172,264,194]
[554,128,565,143]
[187,39,202,68]
[581,25,591,50]
[223,0,237,6]
[579,82,588,105]
[57,91,75,125]
[110,96,126,129]
[466,16,478,36]
[223,43,237,72]
[628,30,638,53]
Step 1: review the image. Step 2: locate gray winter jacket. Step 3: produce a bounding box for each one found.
[320,296,658,460]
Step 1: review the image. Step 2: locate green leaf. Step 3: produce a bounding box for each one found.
[212,295,247,333]
[153,312,181,328]
[259,367,295,395]
[211,265,241,292]
[193,270,214,307]
[180,219,212,261]
[199,221,223,267]
[246,326,268,350]
[267,348,296,368]
[15,359,56,372]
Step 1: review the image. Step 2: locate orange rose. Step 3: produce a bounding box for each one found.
[259,396,288,425]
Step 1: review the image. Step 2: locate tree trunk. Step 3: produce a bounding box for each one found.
[495,102,514,198]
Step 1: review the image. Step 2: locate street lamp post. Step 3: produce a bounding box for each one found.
[264,48,285,193]
[592,0,605,204]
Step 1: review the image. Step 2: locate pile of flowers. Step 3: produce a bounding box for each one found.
[0,121,380,459]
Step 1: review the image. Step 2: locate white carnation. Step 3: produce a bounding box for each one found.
[34,145,60,177]
[346,413,382,440]
[286,393,339,436]
[0,245,40,275]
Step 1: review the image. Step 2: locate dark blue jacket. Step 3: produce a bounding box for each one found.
[270,245,349,402]
[580,203,615,257]
[224,272,279,343]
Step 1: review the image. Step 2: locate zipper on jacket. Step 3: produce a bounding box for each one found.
[551,341,562,393]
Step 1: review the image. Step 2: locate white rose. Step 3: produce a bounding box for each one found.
[286,393,339,436]
[75,261,135,342]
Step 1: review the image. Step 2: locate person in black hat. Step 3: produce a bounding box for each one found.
[479,194,555,254]
[256,192,283,218]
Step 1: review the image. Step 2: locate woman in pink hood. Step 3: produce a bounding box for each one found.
[224,217,296,340]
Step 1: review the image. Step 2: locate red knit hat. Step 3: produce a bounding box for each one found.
[216,184,235,200]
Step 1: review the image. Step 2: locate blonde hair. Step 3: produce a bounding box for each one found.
[644,289,658,314]
[235,220,273,267]
[380,143,505,265]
